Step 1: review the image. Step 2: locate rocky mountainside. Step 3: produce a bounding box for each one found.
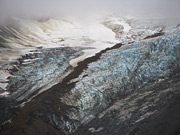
[0,15,180,135]
[0,16,176,99]
[77,71,180,135]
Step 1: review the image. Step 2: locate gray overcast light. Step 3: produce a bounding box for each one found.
[0,0,179,19]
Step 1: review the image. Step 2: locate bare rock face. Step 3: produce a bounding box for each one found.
[76,70,180,135]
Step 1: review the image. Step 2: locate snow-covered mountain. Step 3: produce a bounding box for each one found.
[0,2,180,134]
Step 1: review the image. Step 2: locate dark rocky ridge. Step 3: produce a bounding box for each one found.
[0,47,84,127]
[8,47,84,101]
[59,27,180,133]
[0,27,180,135]
[76,72,180,135]
[103,17,167,43]
[0,42,124,135]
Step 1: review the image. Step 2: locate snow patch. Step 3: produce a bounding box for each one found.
[0,92,10,97]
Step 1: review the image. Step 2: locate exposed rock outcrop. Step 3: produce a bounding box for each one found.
[76,70,180,135]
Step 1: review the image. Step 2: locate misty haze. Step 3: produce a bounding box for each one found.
[0,1,180,135]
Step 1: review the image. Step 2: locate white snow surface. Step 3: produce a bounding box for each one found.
[0,92,10,97]
[0,15,132,91]
[1,15,132,67]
